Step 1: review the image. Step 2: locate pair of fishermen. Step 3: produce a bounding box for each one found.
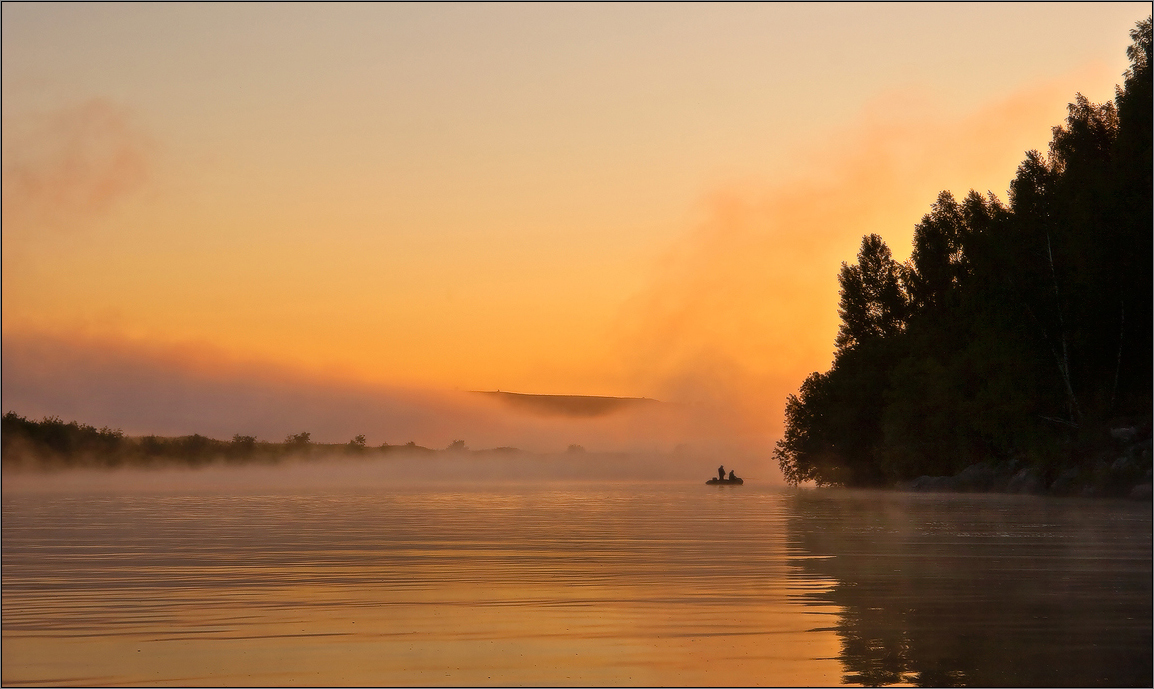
[717,465,737,481]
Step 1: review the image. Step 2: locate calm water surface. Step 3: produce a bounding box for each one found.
[2,473,1150,686]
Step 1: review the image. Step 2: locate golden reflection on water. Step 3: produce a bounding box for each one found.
[2,482,843,686]
[6,479,1149,686]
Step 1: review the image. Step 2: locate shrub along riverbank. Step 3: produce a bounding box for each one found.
[900,427,1152,500]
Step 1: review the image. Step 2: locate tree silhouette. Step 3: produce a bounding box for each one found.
[835,234,907,354]
[777,16,1152,487]
[285,431,311,447]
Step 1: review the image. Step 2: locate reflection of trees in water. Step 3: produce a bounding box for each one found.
[786,490,1152,687]
[834,602,918,686]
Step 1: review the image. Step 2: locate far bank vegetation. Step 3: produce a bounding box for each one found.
[0,411,468,471]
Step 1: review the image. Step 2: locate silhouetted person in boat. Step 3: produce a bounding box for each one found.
[728,469,737,481]
[718,465,725,481]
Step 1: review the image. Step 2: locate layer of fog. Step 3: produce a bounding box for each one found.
[0,445,769,496]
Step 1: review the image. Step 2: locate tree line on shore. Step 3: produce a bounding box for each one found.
[0,411,452,469]
[775,17,1153,494]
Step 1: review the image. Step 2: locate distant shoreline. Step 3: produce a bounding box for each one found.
[0,410,545,471]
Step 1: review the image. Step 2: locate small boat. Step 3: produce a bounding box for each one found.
[705,477,743,485]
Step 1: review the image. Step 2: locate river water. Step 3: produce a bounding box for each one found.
[3,468,1150,686]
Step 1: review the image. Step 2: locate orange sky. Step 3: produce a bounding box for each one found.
[2,4,1149,458]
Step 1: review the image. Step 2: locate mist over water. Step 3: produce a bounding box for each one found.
[4,466,1150,686]
[3,472,838,687]
[1,448,747,493]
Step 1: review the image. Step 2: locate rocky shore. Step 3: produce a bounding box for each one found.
[901,426,1153,500]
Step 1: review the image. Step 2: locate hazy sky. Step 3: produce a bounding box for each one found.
[3,3,1149,450]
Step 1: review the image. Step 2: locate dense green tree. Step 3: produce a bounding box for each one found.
[1,411,124,464]
[776,372,838,486]
[778,16,1152,487]
[835,234,908,354]
[230,434,258,458]
[907,191,969,312]
[286,431,311,447]
[346,434,367,452]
